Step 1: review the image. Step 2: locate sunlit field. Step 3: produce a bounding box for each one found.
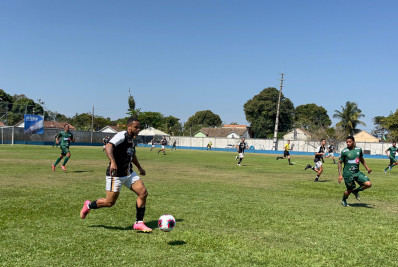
[1,145,397,266]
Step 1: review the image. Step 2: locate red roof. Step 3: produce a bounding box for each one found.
[223,124,247,128]
[44,121,76,130]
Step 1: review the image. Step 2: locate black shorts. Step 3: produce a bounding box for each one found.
[284,151,290,157]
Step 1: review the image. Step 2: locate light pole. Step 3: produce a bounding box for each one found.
[272,73,284,150]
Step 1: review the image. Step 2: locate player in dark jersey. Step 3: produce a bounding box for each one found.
[276,140,293,165]
[80,117,152,232]
[235,137,248,166]
[327,141,337,164]
[338,136,372,207]
[52,124,75,171]
[102,136,110,151]
[384,141,397,173]
[158,136,167,155]
[150,139,156,151]
[305,139,329,182]
[171,140,177,150]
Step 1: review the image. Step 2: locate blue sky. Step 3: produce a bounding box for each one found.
[1,0,397,131]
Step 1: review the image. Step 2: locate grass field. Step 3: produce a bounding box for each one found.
[1,145,398,266]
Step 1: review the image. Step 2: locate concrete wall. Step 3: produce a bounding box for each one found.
[163,136,392,155]
[0,127,393,155]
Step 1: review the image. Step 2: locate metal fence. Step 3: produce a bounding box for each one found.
[0,127,393,155]
[0,126,115,145]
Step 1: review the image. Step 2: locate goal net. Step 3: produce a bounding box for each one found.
[0,126,14,145]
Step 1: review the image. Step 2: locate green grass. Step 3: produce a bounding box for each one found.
[1,145,398,266]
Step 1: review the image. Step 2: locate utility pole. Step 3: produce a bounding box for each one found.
[90,106,94,143]
[272,73,284,150]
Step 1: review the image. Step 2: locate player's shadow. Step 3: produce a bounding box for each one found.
[89,219,184,231]
[168,240,186,246]
[348,203,374,209]
[89,225,133,231]
[315,180,331,183]
[72,170,94,173]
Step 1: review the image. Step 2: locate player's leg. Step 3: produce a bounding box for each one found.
[342,176,355,206]
[80,175,123,219]
[315,166,323,181]
[304,163,312,170]
[288,155,293,165]
[129,177,151,232]
[352,173,372,201]
[52,152,65,171]
[80,191,121,219]
[62,151,71,168]
[313,162,323,181]
[390,158,397,171]
[237,153,244,166]
[95,190,120,207]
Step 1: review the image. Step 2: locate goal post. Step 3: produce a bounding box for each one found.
[0,126,15,145]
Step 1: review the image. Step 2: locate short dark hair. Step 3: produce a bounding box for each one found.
[320,138,325,142]
[346,136,355,141]
[126,117,140,126]
[64,123,69,127]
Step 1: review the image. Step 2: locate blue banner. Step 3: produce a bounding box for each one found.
[24,114,44,134]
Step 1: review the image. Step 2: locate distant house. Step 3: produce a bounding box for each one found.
[283,128,312,141]
[99,125,123,133]
[15,120,76,130]
[194,125,250,139]
[0,121,5,127]
[353,130,379,143]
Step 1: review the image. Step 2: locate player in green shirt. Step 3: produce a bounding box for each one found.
[52,124,75,171]
[383,141,397,173]
[338,136,372,207]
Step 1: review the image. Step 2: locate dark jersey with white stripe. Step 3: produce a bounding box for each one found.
[328,145,334,153]
[106,131,136,177]
[314,145,326,162]
[238,142,248,153]
[161,139,167,145]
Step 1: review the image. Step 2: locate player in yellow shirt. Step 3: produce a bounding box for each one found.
[276,140,293,165]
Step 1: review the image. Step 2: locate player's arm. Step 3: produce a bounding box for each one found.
[71,134,75,142]
[360,157,372,174]
[132,154,145,175]
[105,143,117,176]
[385,149,389,157]
[338,160,343,184]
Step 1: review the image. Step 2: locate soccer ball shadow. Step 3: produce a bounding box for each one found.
[168,240,187,246]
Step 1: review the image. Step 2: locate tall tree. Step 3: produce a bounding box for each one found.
[294,104,331,131]
[184,110,222,135]
[127,89,140,117]
[138,112,164,129]
[379,110,398,141]
[333,101,366,135]
[372,116,387,139]
[160,115,182,136]
[70,113,92,131]
[0,89,14,103]
[6,97,44,125]
[244,87,294,138]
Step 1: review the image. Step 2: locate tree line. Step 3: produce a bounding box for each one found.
[1,88,397,141]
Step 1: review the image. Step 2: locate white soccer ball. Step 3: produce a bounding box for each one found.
[158,214,176,232]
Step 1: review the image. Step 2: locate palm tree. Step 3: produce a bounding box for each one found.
[333,101,366,135]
